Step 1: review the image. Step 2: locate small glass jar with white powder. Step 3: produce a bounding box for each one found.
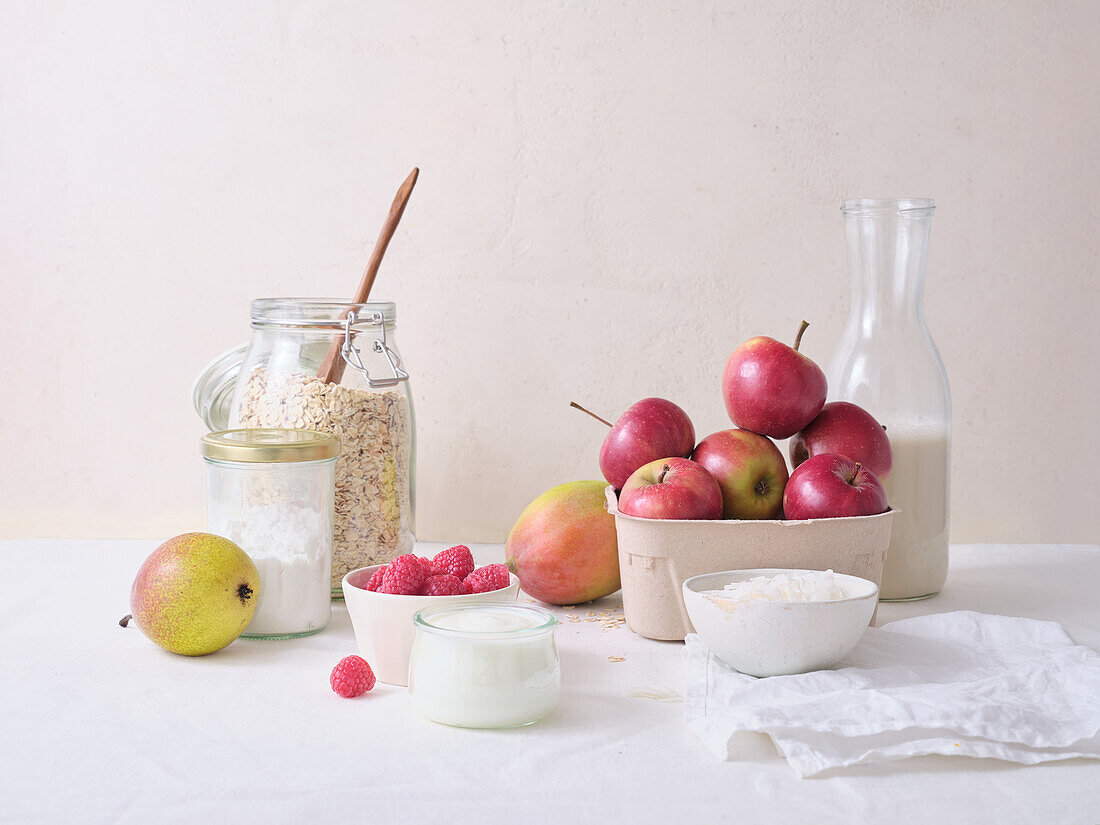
[202,429,339,638]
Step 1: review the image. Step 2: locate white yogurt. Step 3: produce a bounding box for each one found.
[408,604,560,728]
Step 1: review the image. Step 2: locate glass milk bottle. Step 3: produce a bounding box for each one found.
[828,199,950,601]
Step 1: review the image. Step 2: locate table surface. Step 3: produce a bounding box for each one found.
[3,539,1099,824]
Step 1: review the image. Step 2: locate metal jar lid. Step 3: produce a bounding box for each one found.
[200,429,340,463]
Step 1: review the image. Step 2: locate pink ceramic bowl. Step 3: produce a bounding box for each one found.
[341,564,520,686]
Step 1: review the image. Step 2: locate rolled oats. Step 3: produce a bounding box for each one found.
[237,369,414,592]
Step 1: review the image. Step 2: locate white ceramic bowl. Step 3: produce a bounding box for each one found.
[682,568,878,677]
[342,564,520,686]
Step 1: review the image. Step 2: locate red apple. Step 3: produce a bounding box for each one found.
[790,401,893,480]
[618,457,723,520]
[721,321,828,439]
[782,453,888,520]
[691,429,788,519]
[594,398,695,490]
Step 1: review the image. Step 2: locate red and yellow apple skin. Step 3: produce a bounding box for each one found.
[691,429,789,519]
[790,401,892,481]
[505,480,620,605]
[599,398,695,490]
[782,453,888,520]
[721,334,827,439]
[617,457,723,521]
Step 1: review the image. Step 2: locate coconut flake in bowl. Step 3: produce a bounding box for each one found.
[682,568,879,677]
[702,569,848,603]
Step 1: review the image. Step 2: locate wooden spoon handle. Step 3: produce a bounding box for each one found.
[317,167,420,384]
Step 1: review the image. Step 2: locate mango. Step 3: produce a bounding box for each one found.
[505,481,620,605]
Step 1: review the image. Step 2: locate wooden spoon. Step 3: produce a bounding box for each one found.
[317,167,420,384]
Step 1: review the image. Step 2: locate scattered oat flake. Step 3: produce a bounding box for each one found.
[608,656,625,663]
[626,687,683,703]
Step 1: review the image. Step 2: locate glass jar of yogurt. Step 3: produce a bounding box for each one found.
[202,428,339,638]
[408,604,560,728]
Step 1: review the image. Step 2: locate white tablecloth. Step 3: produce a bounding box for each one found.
[2,540,1098,824]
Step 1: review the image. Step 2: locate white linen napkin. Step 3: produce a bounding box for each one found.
[684,611,1100,777]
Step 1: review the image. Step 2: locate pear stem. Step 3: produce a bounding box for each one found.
[119,614,132,627]
[570,401,613,427]
[793,320,810,351]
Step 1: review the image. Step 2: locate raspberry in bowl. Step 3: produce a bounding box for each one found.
[341,547,520,686]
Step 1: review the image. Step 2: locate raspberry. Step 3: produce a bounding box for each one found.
[365,566,386,592]
[422,574,465,596]
[380,554,425,595]
[431,545,475,580]
[464,563,511,594]
[418,557,434,580]
[330,655,376,698]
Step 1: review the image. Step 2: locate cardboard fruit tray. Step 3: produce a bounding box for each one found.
[605,486,895,641]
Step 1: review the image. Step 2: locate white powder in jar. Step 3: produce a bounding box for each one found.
[704,570,848,603]
[228,502,332,636]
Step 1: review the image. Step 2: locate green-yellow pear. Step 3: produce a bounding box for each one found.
[129,532,259,656]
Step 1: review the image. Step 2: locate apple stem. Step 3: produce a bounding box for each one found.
[850,461,863,485]
[570,401,613,428]
[793,320,810,351]
[119,614,132,627]
[657,463,672,484]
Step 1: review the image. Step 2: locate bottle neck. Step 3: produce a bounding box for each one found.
[844,213,932,336]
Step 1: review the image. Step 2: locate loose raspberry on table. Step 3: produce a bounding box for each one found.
[431,545,475,580]
[330,655,376,698]
[422,574,465,596]
[418,557,434,580]
[380,554,425,595]
[365,566,387,592]
[464,563,511,594]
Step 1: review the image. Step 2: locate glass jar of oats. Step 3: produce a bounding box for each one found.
[193,299,415,597]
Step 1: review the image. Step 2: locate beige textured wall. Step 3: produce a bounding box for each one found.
[2,1,1097,544]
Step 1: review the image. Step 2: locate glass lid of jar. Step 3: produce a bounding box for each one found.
[192,343,249,432]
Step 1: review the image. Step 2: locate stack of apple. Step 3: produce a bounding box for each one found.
[596,322,892,522]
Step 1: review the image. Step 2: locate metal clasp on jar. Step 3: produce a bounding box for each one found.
[340,310,410,388]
